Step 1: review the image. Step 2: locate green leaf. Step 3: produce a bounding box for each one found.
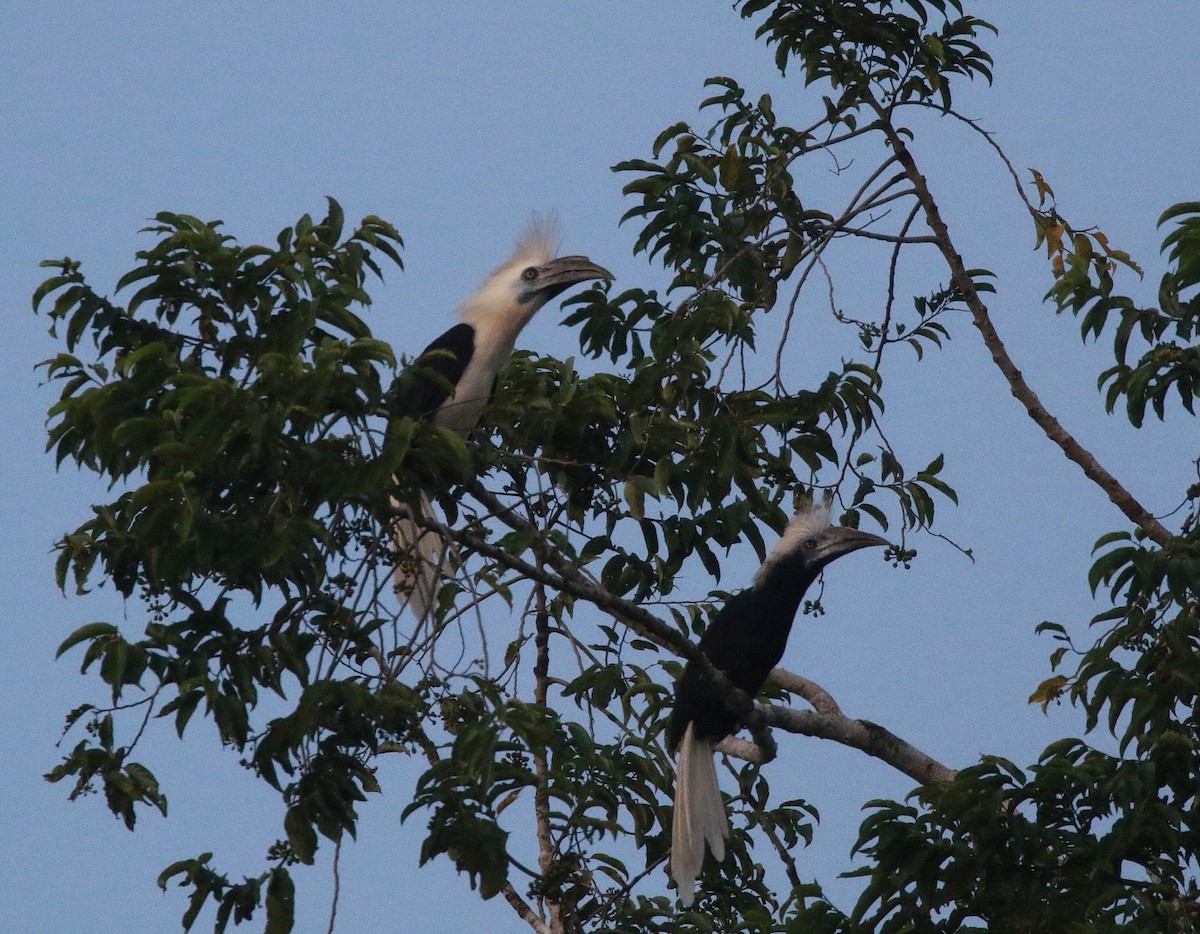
[32,274,74,312]
[284,808,318,864]
[1157,201,1200,227]
[55,622,118,658]
[623,480,646,521]
[265,868,295,934]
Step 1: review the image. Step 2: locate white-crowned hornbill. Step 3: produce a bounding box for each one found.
[391,224,612,619]
[665,502,888,905]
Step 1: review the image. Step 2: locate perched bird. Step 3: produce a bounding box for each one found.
[391,223,612,619]
[665,502,888,905]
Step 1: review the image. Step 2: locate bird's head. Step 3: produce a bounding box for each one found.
[515,253,614,305]
[458,220,612,328]
[753,501,889,586]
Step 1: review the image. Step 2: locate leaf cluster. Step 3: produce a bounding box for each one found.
[738,0,995,112]
[1049,202,1200,426]
[37,201,467,930]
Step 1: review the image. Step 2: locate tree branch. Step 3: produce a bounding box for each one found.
[326,837,341,934]
[502,882,553,934]
[764,705,956,785]
[873,108,1173,546]
[531,580,562,934]
[769,668,844,716]
[716,672,955,785]
[715,735,768,763]
[837,225,936,244]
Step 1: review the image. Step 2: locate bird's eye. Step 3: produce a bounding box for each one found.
[521,266,539,281]
[803,538,818,550]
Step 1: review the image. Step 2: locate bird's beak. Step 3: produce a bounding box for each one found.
[529,255,614,300]
[816,525,890,564]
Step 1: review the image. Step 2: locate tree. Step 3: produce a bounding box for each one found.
[37,2,1199,931]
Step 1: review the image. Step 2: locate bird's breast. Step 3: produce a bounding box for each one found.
[433,335,516,432]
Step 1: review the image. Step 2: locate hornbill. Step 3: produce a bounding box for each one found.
[665,502,888,905]
[391,224,612,619]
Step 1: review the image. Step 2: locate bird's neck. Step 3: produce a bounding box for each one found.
[467,312,525,378]
[458,296,542,341]
[751,556,820,625]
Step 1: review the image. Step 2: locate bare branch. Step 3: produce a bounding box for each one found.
[326,837,341,934]
[929,105,1039,216]
[873,106,1173,546]
[715,669,956,785]
[774,239,833,388]
[769,668,844,716]
[836,225,936,244]
[842,156,904,216]
[716,735,767,764]
[765,705,956,785]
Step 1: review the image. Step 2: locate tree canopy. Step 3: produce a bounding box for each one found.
[38,2,1200,932]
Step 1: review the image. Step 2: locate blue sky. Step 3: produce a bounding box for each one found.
[2,4,1197,932]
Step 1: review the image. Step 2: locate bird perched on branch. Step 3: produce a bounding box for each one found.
[391,222,612,619]
[666,502,888,905]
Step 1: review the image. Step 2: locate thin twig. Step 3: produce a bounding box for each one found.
[836,226,935,244]
[326,836,341,934]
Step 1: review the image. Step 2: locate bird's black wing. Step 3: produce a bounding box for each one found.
[666,588,792,751]
[393,323,476,418]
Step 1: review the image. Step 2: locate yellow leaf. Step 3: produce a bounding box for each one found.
[623,481,645,521]
[1045,223,1065,258]
[1028,167,1055,208]
[1028,675,1069,712]
[719,145,742,191]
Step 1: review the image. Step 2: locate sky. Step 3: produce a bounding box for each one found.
[2,3,1197,932]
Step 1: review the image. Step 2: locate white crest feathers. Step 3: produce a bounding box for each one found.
[507,213,560,269]
[456,215,560,328]
[752,501,833,586]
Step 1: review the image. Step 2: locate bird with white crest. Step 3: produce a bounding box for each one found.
[666,500,888,905]
[391,220,612,620]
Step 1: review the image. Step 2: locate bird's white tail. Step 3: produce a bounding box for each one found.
[671,722,728,906]
[391,494,450,621]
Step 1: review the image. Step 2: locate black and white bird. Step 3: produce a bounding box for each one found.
[665,502,888,905]
[391,224,612,619]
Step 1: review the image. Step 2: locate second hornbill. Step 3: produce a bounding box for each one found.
[665,502,888,905]
[391,223,612,619]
